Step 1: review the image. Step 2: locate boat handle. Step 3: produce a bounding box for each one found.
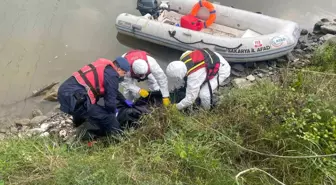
[131,24,142,31]
[182,32,191,36]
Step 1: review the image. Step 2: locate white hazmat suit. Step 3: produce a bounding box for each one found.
[166,50,231,110]
[120,53,170,101]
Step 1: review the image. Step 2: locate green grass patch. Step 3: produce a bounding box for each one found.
[311,38,336,73]
[1,54,336,184]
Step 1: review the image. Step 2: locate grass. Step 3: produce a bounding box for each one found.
[1,47,336,185]
[311,38,336,73]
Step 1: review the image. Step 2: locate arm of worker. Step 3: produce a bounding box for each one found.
[146,73,160,91]
[147,56,170,98]
[103,66,121,114]
[176,70,207,110]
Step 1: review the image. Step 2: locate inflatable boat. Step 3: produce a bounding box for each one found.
[115,0,301,63]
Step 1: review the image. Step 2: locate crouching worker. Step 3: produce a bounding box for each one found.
[57,57,131,138]
[120,49,171,107]
[165,48,231,110]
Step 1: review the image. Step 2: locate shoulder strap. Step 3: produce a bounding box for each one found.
[200,48,219,66]
[77,64,101,100]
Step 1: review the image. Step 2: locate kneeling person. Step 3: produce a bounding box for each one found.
[57,57,131,138]
[166,48,231,110]
[120,50,171,106]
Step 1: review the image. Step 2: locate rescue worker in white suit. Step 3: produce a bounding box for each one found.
[120,49,171,106]
[166,48,231,110]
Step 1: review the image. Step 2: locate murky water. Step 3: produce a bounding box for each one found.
[0,0,335,119]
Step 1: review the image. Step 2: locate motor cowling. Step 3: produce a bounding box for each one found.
[136,0,159,16]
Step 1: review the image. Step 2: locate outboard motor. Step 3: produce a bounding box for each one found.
[136,0,159,17]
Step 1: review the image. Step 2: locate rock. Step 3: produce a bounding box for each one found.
[65,119,73,124]
[0,128,7,133]
[257,73,264,78]
[14,118,31,126]
[232,78,254,89]
[267,60,277,68]
[49,128,60,134]
[256,61,268,69]
[321,18,330,23]
[28,128,46,135]
[321,23,336,34]
[290,59,303,68]
[286,53,295,62]
[269,72,274,75]
[59,130,67,138]
[300,29,308,35]
[231,70,245,77]
[294,49,305,54]
[231,64,245,72]
[0,133,5,140]
[40,132,50,137]
[40,122,54,131]
[246,75,256,82]
[43,85,59,102]
[298,36,308,44]
[313,21,324,33]
[303,45,315,52]
[277,58,287,63]
[310,42,319,47]
[302,43,311,49]
[29,116,48,126]
[44,92,58,101]
[304,54,312,59]
[320,34,336,42]
[220,77,232,86]
[301,59,311,64]
[10,127,18,134]
[244,62,256,68]
[32,109,43,118]
[21,126,28,132]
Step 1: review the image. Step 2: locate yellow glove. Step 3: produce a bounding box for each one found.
[139,89,149,98]
[162,97,171,107]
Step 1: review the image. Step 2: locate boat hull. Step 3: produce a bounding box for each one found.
[115,0,301,63]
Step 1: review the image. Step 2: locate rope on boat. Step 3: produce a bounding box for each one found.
[168,30,243,50]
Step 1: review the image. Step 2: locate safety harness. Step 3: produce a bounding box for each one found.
[180,48,221,108]
[73,58,119,104]
[77,63,101,101]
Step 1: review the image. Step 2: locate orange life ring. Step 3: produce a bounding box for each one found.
[190,0,216,28]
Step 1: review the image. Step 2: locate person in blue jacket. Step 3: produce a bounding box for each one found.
[57,57,132,138]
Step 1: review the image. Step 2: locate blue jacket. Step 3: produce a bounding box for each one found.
[58,65,125,114]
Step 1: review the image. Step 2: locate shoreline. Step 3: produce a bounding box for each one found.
[0,19,335,141]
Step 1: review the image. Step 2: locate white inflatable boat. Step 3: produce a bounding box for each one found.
[115,0,301,63]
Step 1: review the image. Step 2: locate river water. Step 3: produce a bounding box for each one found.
[0,0,335,119]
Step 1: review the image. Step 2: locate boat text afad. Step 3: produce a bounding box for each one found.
[223,45,271,54]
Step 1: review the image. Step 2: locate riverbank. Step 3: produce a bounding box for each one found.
[1,19,336,140]
[0,20,336,184]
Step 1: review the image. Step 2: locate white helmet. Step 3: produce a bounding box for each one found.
[132,59,149,75]
[166,61,187,79]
